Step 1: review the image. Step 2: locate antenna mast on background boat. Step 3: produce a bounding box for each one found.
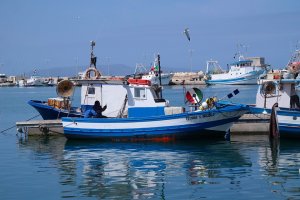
[157,54,163,99]
[157,54,162,86]
[234,43,248,61]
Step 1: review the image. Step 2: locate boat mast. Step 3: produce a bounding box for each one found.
[157,54,163,99]
[90,40,97,68]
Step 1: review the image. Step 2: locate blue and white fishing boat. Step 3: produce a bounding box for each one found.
[205,54,267,85]
[250,48,300,137]
[61,53,249,140]
[62,79,248,140]
[268,78,300,137]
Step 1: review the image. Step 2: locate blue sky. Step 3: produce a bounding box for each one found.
[0,0,300,75]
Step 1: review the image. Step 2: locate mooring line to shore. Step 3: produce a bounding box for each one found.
[0,114,41,134]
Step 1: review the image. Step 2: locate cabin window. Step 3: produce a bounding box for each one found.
[87,87,95,95]
[134,88,146,99]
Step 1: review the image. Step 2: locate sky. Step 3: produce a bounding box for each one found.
[0,0,300,76]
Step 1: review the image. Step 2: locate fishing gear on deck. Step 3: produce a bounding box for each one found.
[185,88,240,111]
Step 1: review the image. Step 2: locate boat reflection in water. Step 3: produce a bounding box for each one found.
[62,139,252,199]
[17,135,300,199]
[264,138,300,197]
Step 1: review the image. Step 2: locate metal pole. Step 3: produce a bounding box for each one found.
[189,49,193,72]
[157,54,162,99]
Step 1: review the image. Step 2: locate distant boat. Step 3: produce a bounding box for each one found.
[0,74,8,83]
[287,49,300,74]
[205,55,267,85]
[46,78,56,86]
[25,75,45,86]
[0,74,16,86]
[141,70,173,86]
[134,56,173,85]
[21,70,45,86]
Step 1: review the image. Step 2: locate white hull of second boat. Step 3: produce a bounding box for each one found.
[206,70,264,85]
[142,73,173,85]
[25,76,44,86]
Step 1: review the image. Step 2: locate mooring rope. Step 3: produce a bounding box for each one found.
[0,114,41,134]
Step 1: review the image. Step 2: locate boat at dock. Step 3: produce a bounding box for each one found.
[27,41,249,140]
[62,76,248,140]
[60,46,248,140]
[205,55,267,85]
[247,48,300,137]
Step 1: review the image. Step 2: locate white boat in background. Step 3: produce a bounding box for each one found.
[21,70,45,86]
[142,70,173,85]
[0,74,8,83]
[25,75,44,86]
[134,56,173,85]
[205,54,267,85]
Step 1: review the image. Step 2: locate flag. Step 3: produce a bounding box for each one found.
[185,88,203,104]
[227,93,234,98]
[227,89,239,98]
[233,89,239,95]
[153,58,159,71]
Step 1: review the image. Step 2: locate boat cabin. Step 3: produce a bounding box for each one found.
[256,79,300,110]
[78,78,184,118]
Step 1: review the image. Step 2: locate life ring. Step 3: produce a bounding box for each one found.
[84,67,101,79]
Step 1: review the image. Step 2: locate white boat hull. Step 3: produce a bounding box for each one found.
[62,104,248,140]
[276,108,300,136]
[206,70,264,85]
[142,73,173,85]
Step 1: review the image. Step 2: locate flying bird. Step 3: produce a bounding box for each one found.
[184,28,190,41]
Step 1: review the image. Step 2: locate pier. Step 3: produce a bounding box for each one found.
[15,113,270,136]
[16,119,63,136]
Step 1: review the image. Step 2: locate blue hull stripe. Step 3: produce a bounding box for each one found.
[277,110,300,117]
[63,116,239,139]
[279,125,300,135]
[206,76,257,84]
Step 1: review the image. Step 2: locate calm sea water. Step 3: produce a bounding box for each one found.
[1,85,300,199]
